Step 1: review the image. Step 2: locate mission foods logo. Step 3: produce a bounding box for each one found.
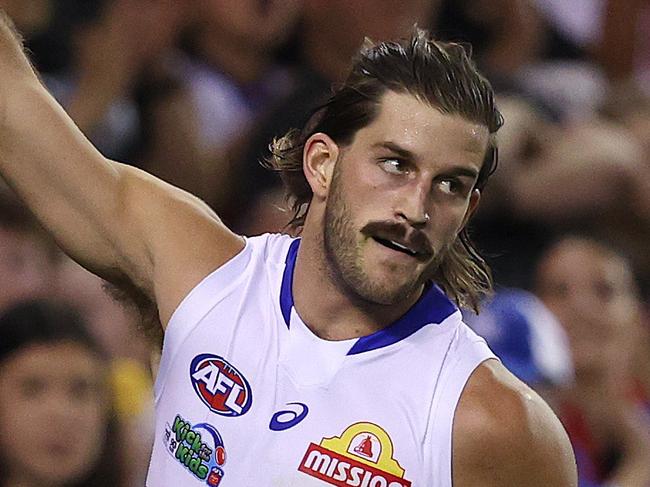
[298,422,412,487]
[190,354,253,416]
[163,414,227,486]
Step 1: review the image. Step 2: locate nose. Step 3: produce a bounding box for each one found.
[566,287,597,315]
[557,287,604,331]
[395,183,430,227]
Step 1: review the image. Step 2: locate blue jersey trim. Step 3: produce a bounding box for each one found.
[347,284,457,355]
[280,238,300,328]
[279,238,457,354]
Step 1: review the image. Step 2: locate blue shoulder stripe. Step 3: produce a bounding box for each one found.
[279,238,300,327]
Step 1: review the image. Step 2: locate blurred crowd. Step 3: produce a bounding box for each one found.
[0,0,648,486]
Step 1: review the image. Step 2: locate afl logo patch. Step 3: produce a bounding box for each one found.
[190,354,253,417]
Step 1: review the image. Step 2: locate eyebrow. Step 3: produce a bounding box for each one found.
[372,141,480,180]
[372,141,416,160]
[441,166,480,180]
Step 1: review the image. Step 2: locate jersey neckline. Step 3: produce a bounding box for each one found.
[279,238,457,355]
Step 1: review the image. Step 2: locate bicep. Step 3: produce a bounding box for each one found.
[0,80,244,322]
[121,167,246,326]
[0,79,146,277]
[452,361,577,486]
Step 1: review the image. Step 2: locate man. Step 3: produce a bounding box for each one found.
[0,10,576,486]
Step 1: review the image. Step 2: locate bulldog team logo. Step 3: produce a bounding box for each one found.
[298,422,412,487]
[190,354,253,416]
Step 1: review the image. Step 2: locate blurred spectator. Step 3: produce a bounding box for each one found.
[517,0,650,120]
[434,0,585,119]
[0,191,154,485]
[599,81,650,193]
[179,0,302,214]
[0,194,59,312]
[55,257,150,362]
[181,0,300,153]
[435,0,650,120]
[10,0,226,206]
[533,0,649,83]
[54,257,156,485]
[236,0,440,234]
[0,300,124,487]
[21,0,188,157]
[463,288,574,398]
[535,235,650,487]
[469,93,650,296]
[435,0,546,81]
[509,112,650,296]
[53,257,155,487]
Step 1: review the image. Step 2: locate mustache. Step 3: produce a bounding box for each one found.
[360,220,434,258]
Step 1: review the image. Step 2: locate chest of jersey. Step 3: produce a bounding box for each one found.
[146,234,491,487]
[150,297,448,486]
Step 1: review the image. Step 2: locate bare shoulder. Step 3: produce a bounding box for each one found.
[117,163,245,327]
[452,359,577,487]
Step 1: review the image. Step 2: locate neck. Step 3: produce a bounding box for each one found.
[292,224,423,341]
[196,29,269,84]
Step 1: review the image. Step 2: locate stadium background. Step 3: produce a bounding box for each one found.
[0,1,648,486]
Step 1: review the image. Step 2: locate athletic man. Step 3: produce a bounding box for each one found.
[0,11,576,486]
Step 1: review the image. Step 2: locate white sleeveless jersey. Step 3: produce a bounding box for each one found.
[147,233,495,487]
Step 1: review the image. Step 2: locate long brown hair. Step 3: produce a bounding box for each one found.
[266,28,503,311]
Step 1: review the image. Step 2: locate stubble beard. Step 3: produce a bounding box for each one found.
[322,170,440,306]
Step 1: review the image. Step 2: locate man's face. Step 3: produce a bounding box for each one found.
[320,91,488,305]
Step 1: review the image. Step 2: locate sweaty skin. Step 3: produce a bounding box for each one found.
[454,360,577,486]
[0,13,576,486]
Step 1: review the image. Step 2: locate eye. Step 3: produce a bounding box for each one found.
[593,280,616,302]
[69,378,98,402]
[378,158,409,175]
[436,178,465,196]
[19,377,47,399]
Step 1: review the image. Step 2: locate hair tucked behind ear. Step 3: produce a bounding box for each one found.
[265,27,503,310]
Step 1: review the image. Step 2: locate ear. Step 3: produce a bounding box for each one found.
[460,189,481,229]
[303,132,339,200]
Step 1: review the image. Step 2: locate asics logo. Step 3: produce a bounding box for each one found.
[269,402,309,431]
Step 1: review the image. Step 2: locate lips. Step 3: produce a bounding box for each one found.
[44,441,76,458]
[372,237,418,256]
[362,221,433,261]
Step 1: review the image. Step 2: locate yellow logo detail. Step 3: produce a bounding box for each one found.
[320,422,405,477]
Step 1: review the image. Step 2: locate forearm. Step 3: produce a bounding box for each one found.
[0,7,241,324]
[0,13,131,280]
[0,80,124,267]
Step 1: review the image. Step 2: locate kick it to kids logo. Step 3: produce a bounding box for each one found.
[163,414,227,486]
[298,422,412,487]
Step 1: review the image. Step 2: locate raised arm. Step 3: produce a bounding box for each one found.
[453,360,577,486]
[0,11,243,326]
